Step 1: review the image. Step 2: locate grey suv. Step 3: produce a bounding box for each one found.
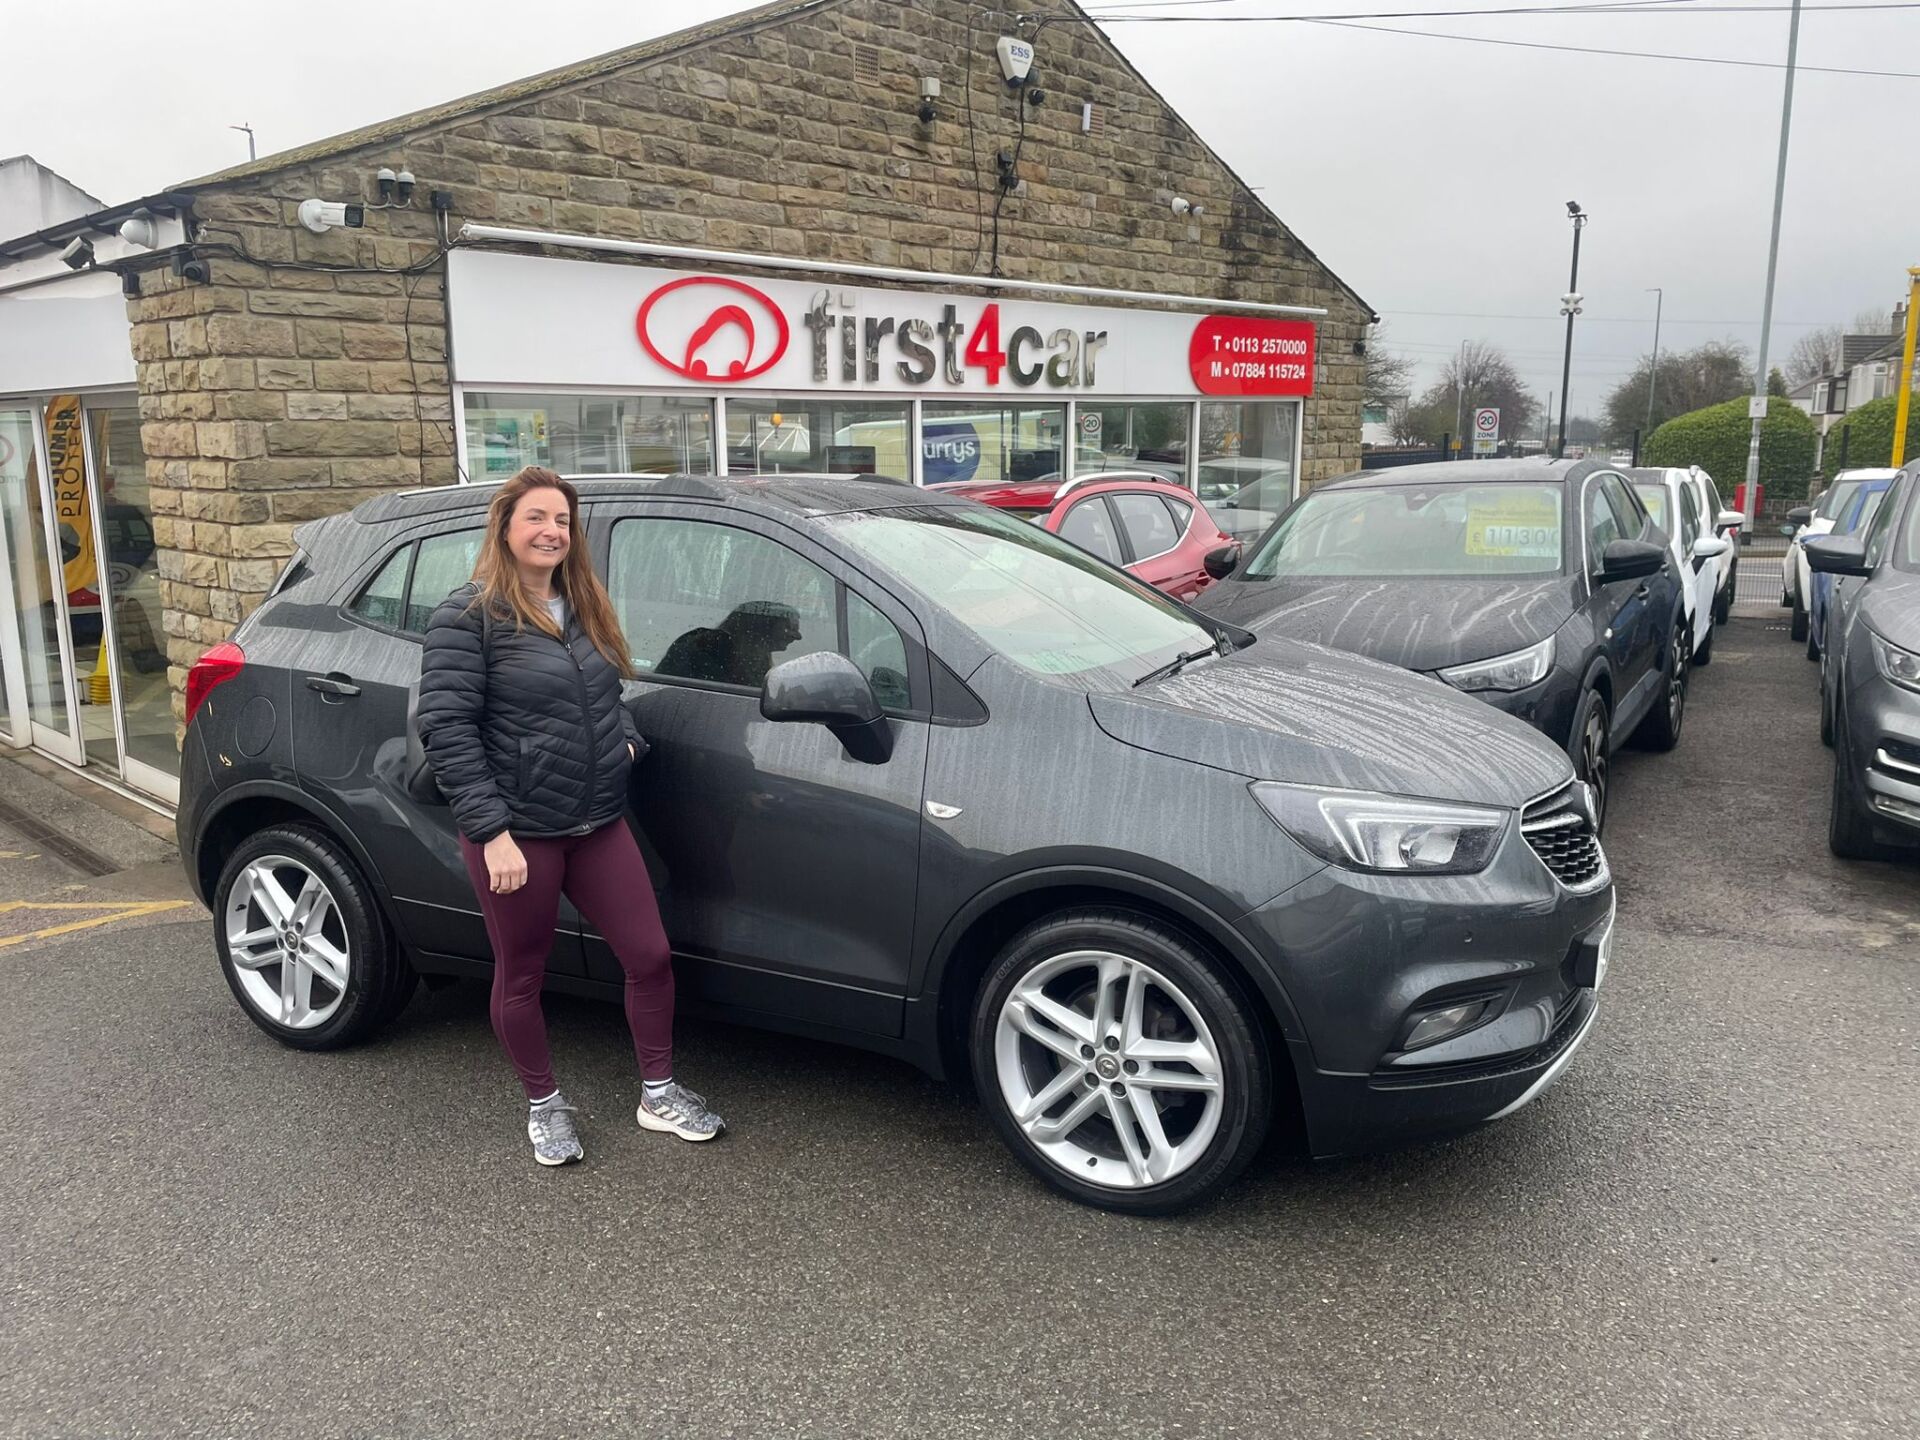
[179,475,1615,1213]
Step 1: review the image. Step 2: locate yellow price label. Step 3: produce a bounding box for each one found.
[1466,501,1560,559]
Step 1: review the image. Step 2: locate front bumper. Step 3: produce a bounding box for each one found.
[1843,674,1920,843]
[1239,815,1614,1158]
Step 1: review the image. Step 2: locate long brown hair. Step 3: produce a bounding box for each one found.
[470,467,633,678]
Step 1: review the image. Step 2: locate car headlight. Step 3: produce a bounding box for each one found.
[1436,636,1555,693]
[1251,782,1510,876]
[1869,631,1920,693]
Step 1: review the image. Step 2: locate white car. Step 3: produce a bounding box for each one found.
[1675,465,1745,623]
[1630,468,1731,664]
[1782,468,1901,641]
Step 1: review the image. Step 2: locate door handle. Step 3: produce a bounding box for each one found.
[1634,583,1650,600]
[306,673,361,698]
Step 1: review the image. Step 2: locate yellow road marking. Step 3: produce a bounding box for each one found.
[0,899,194,950]
[0,850,41,860]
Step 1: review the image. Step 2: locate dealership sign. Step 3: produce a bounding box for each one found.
[449,251,1316,399]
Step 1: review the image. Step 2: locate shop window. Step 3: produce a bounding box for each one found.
[922,402,1065,486]
[464,392,714,478]
[1072,402,1190,485]
[1197,400,1297,543]
[726,399,910,479]
[608,519,837,689]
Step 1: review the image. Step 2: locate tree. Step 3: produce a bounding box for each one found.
[1644,397,1819,503]
[1389,394,1453,446]
[1601,340,1752,445]
[1768,366,1790,398]
[1786,324,1845,385]
[1820,394,1920,481]
[1415,340,1538,448]
[1364,325,1416,411]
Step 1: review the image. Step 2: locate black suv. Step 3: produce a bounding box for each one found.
[1808,460,1920,860]
[179,475,1615,1213]
[1193,459,1689,829]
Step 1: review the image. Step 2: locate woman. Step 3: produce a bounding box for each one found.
[418,467,724,1166]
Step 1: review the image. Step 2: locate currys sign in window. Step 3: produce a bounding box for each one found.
[921,423,982,484]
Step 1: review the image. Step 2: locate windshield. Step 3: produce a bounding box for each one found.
[1244,482,1566,579]
[1847,488,1887,535]
[1817,480,1864,522]
[823,504,1216,688]
[1631,483,1669,530]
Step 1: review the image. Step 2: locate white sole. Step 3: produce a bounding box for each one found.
[635,1104,722,1142]
[533,1149,583,1165]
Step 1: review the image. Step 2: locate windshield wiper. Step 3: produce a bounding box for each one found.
[1133,640,1225,688]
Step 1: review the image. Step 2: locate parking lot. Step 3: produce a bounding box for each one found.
[1,616,1915,1440]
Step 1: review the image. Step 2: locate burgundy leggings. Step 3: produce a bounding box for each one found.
[459,820,674,1100]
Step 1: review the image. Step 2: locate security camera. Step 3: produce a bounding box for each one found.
[1566,200,1583,217]
[117,213,157,250]
[394,169,416,205]
[59,235,94,270]
[1026,87,1045,107]
[917,76,940,124]
[1171,196,1192,216]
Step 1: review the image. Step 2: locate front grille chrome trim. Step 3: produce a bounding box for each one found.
[1519,780,1610,894]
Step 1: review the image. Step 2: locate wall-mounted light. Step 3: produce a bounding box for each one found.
[374,167,417,207]
[59,236,95,270]
[1170,196,1205,218]
[918,76,940,125]
[117,212,158,250]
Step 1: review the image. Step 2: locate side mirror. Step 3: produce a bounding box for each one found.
[1804,535,1871,578]
[1786,505,1814,528]
[1203,543,1240,581]
[1715,509,1746,532]
[761,651,892,762]
[1691,534,1730,561]
[1596,538,1666,584]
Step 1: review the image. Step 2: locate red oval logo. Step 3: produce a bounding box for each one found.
[635,276,790,383]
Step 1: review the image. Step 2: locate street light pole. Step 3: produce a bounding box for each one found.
[1742,0,1802,526]
[1644,287,1664,435]
[229,123,256,161]
[1557,202,1587,459]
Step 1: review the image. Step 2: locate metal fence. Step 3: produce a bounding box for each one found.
[1733,530,1791,611]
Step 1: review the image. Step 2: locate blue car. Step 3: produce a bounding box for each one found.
[1809,474,1897,661]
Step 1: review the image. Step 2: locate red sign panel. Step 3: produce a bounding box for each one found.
[635,275,790,382]
[1188,316,1316,396]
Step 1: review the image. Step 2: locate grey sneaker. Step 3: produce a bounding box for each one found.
[527,1093,584,1166]
[636,1081,725,1142]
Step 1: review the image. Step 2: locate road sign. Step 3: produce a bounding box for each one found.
[1748,396,1769,420]
[1078,411,1103,444]
[1473,407,1499,456]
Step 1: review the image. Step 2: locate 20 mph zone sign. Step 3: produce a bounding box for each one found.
[1473,406,1500,456]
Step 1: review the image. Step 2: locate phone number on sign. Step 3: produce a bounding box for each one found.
[1213,360,1310,382]
[1212,335,1311,358]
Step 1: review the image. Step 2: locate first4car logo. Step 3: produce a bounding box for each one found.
[635,276,791,381]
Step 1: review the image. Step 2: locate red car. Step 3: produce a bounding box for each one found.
[937,471,1241,602]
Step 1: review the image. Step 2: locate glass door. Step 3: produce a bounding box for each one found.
[0,403,82,761]
[82,401,178,802]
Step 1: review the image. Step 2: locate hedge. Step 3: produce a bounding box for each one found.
[1819,393,1920,482]
[1643,397,1819,504]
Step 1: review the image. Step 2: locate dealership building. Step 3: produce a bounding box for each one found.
[0,0,1372,809]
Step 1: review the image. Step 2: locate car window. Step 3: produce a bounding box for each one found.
[404,529,485,633]
[846,590,910,709]
[609,518,837,689]
[349,547,411,630]
[1601,475,1646,538]
[1246,482,1565,579]
[1111,492,1180,559]
[1585,477,1626,568]
[1676,483,1701,549]
[1869,477,1906,569]
[1848,488,1886,536]
[1058,497,1124,565]
[1630,483,1668,533]
[1163,497,1194,534]
[1817,480,1865,523]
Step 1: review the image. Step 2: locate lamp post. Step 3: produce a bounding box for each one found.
[1644,287,1664,435]
[1556,201,1587,459]
[229,123,256,161]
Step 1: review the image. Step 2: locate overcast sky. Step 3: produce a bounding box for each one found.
[5,0,1916,423]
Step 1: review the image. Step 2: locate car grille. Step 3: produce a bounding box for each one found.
[1521,782,1609,892]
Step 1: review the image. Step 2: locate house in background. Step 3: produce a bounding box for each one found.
[0,155,104,239]
[1790,302,1916,465]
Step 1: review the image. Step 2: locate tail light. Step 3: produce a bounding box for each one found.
[185,641,245,727]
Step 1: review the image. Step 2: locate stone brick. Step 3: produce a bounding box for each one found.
[229,458,334,491]
[182,491,271,524]
[229,523,297,558]
[248,290,391,321]
[195,422,268,460]
[293,320,344,359]
[264,421,397,457]
[141,421,199,458]
[313,360,371,390]
[347,394,418,420]
[331,457,421,487]
[256,358,315,390]
[272,487,389,521]
[130,325,172,362]
[339,324,409,360]
[213,391,285,421]
[286,392,351,421]
[205,314,295,357]
[226,559,283,591]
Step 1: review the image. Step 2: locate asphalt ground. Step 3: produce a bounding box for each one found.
[1,617,1915,1439]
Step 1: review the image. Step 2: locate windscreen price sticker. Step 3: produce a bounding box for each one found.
[1467,501,1559,558]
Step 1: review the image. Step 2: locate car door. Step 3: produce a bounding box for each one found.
[1109,489,1196,596]
[595,502,930,1036]
[1581,473,1654,732]
[285,523,587,972]
[1675,481,1715,653]
[1054,494,1127,569]
[1832,476,1906,668]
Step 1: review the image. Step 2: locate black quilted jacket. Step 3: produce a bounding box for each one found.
[417,583,640,844]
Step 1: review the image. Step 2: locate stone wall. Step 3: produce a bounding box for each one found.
[130,0,1369,709]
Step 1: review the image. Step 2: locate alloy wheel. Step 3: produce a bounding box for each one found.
[224,854,352,1030]
[1667,628,1689,735]
[994,950,1225,1190]
[1581,707,1609,831]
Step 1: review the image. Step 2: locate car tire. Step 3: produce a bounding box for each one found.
[1819,667,1835,748]
[1631,622,1689,753]
[1790,595,1809,642]
[1828,726,1895,861]
[1570,688,1611,833]
[1805,618,1820,661]
[1693,622,1714,666]
[1715,563,1734,624]
[971,908,1272,1215]
[213,823,413,1051]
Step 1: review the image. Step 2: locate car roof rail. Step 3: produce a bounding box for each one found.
[1055,470,1179,499]
[649,474,733,500]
